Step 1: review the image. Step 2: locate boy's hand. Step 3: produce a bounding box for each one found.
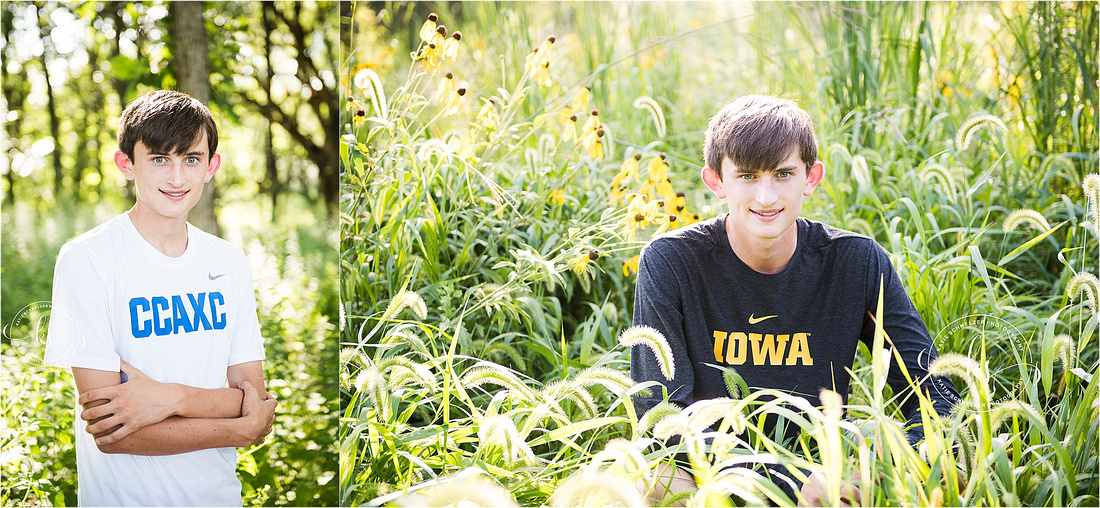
[799,470,862,507]
[79,361,183,444]
[237,380,277,445]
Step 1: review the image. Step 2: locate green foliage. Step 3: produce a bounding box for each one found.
[0,200,338,507]
[344,2,1097,507]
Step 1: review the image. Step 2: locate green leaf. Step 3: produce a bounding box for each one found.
[998,222,1065,266]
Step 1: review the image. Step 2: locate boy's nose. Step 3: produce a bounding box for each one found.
[754,179,778,206]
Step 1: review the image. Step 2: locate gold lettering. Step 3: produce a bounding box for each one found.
[750,333,786,365]
[729,332,747,365]
[787,333,813,365]
[713,331,728,363]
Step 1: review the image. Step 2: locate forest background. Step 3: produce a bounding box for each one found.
[342,1,1097,507]
[1,2,339,506]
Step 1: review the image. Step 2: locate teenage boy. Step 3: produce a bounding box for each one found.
[44,90,277,507]
[630,95,959,505]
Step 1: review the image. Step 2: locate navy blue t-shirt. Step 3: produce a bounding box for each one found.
[631,215,958,443]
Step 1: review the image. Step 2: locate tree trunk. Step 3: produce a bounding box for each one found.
[168,1,219,236]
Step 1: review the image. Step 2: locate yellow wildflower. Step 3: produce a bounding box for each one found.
[611,153,642,189]
[580,108,600,135]
[653,213,679,236]
[524,36,556,87]
[345,96,360,112]
[441,87,466,116]
[572,86,591,113]
[435,72,454,101]
[588,128,605,161]
[442,31,462,61]
[579,110,601,152]
[550,189,565,206]
[431,25,448,49]
[672,191,687,213]
[415,44,441,72]
[353,109,366,127]
[476,98,498,129]
[568,251,599,276]
[622,255,640,277]
[419,13,439,43]
[646,154,669,184]
[656,178,677,211]
[559,107,579,142]
[618,194,658,242]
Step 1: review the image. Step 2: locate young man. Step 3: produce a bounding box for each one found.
[44,90,277,506]
[630,95,959,505]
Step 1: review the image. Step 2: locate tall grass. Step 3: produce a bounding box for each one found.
[342,2,1096,506]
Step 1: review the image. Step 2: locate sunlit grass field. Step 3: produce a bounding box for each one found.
[342,2,1096,507]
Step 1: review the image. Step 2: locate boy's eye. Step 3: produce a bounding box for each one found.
[777,171,793,178]
[153,156,167,164]
[738,173,756,180]
[186,157,200,164]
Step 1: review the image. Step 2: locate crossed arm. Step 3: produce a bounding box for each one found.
[73,360,277,455]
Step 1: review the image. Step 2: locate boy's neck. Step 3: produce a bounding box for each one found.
[127,206,189,258]
[725,216,798,274]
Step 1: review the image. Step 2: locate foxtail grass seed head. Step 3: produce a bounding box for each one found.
[929,353,987,403]
[386,290,427,320]
[955,113,1008,150]
[549,471,648,508]
[1084,173,1100,226]
[354,68,387,120]
[461,365,537,402]
[399,475,519,508]
[632,95,666,138]
[478,415,536,467]
[589,438,647,476]
[1067,272,1099,316]
[722,369,742,399]
[638,401,682,436]
[1003,208,1051,232]
[989,399,1041,431]
[618,325,674,380]
[684,398,747,434]
[1052,334,1076,370]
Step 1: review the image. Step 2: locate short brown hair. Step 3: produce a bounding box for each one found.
[117,90,218,160]
[703,95,817,178]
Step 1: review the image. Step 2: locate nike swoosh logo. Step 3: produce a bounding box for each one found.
[748,313,777,325]
[208,273,226,280]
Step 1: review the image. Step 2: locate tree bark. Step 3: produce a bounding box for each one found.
[168,1,219,236]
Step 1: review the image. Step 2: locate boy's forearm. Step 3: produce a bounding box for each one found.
[96,415,253,456]
[172,384,244,419]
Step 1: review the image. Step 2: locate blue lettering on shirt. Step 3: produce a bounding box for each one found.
[128,292,227,338]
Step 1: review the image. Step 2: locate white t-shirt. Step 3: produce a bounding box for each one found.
[44,213,265,507]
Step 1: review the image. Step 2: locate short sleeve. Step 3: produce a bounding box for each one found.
[44,242,120,372]
[227,253,265,366]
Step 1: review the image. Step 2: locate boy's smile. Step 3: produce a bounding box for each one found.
[702,148,824,273]
[115,133,221,228]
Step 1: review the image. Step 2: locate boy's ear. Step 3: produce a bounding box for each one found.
[203,153,222,183]
[803,161,825,196]
[114,151,136,181]
[701,165,726,199]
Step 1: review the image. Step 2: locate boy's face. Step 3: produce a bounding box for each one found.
[701,148,824,244]
[114,132,221,223]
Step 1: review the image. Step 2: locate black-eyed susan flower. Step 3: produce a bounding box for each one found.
[431,25,448,48]
[673,191,686,213]
[435,72,455,101]
[617,193,659,242]
[443,31,462,61]
[415,44,441,72]
[345,96,360,112]
[622,255,640,277]
[441,87,466,116]
[419,13,439,43]
[475,97,498,129]
[653,213,679,236]
[549,189,565,206]
[580,108,600,135]
[572,86,591,113]
[353,109,366,127]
